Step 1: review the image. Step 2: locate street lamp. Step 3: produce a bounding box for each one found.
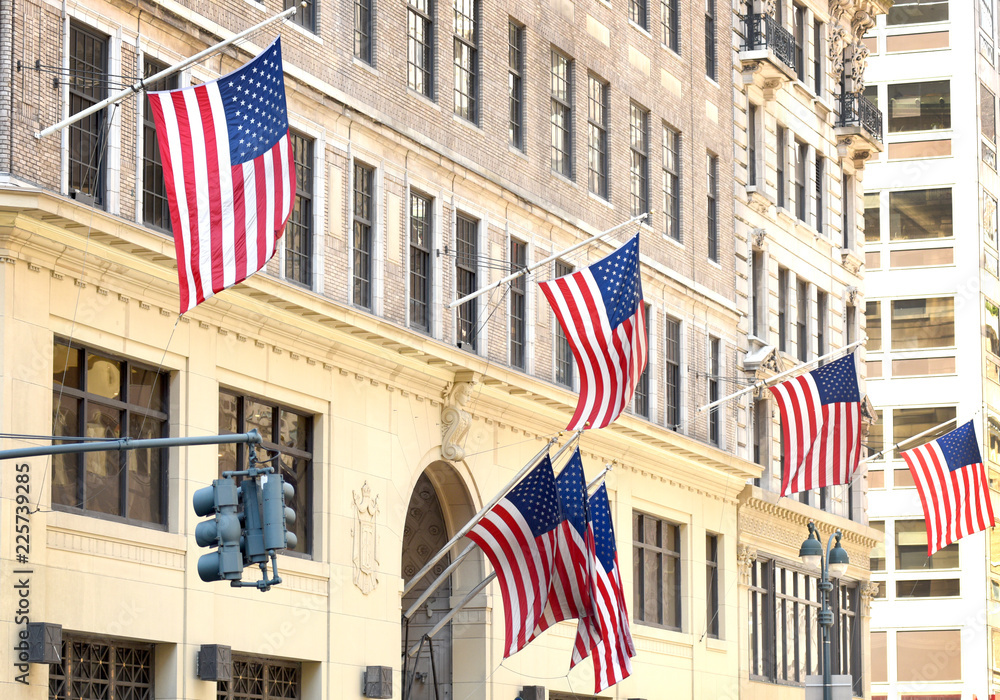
[799,521,850,700]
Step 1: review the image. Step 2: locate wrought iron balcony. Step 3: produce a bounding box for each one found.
[742,13,796,74]
[837,92,883,143]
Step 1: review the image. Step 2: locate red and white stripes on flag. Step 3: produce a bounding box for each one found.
[539,234,646,431]
[148,38,295,314]
[466,457,563,658]
[768,353,863,497]
[902,420,996,556]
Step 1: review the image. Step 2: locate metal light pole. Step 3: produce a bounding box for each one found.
[799,521,850,700]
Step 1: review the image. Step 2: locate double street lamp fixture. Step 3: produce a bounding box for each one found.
[799,520,850,700]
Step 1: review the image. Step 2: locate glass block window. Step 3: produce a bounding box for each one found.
[352,163,374,309]
[285,132,313,287]
[52,340,168,525]
[219,391,313,555]
[142,58,177,233]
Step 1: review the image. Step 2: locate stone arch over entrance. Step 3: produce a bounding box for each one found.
[401,460,482,700]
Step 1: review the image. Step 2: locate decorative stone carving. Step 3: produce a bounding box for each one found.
[741,60,763,86]
[737,544,758,585]
[828,24,848,82]
[860,580,881,616]
[762,79,783,101]
[845,285,860,305]
[848,41,870,93]
[760,0,777,17]
[351,481,380,595]
[751,227,768,248]
[829,0,852,21]
[851,9,876,40]
[441,380,475,461]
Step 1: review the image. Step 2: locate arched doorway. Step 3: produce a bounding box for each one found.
[401,473,453,700]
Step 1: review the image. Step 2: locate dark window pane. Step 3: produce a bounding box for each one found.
[888,81,951,133]
[889,188,952,240]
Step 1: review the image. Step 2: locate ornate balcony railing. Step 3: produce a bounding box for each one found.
[742,12,796,73]
[837,92,883,143]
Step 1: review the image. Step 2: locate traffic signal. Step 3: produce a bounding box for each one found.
[262,474,297,551]
[192,477,244,582]
[238,478,267,566]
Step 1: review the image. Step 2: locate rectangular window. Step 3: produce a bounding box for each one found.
[795,140,808,221]
[707,153,718,262]
[287,0,316,32]
[662,0,680,52]
[864,192,881,242]
[709,336,720,445]
[664,316,680,430]
[889,188,953,240]
[748,103,759,187]
[866,300,881,350]
[888,0,949,26]
[817,291,828,356]
[778,267,789,352]
[663,124,681,241]
[631,104,649,216]
[793,4,806,81]
[752,249,766,338]
[510,239,527,369]
[896,579,961,597]
[52,341,168,526]
[892,406,957,460]
[285,132,313,287]
[842,174,854,249]
[551,51,573,177]
[797,280,808,361]
[888,80,951,133]
[634,304,651,417]
[354,0,373,63]
[890,297,955,349]
[813,21,822,95]
[872,630,888,683]
[704,0,716,79]
[815,158,825,233]
[409,192,432,332]
[49,636,154,700]
[753,397,769,468]
[219,391,313,554]
[706,534,720,639]
[68,23,108,207]
[408,0,434,97]
[983,83,996,144]
[555,260,574,386]
[456,214,478,350]
[588,75,609,198]
[352,163,374,310]
[777,127,787,208]
[453,0,478,122]
[631,0,648,29]
[896,630,961,682]
[633,512,681,630]
[508,21,524,150]
[217,654,301,700]
[142,59,177,233]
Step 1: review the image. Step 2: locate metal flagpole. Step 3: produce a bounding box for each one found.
[34,4,303,140]
[402,434,585,620]
[857,415,961,467]
[445,213,648,310]
[696,338,866,414]
[404,464,613,658]
[401,431,578,597]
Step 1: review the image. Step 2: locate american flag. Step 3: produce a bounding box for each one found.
[768,352,862,497]
[539,234,647,430]
[530,449,599,647]
[467,455,562,658]
[148,38,296,314]
[572,483,635,692]
[902,420,996,556]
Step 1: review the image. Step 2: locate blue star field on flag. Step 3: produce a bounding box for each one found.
[937,421,984,472]
[220,39,289,163]
[590,235,643,329]
[506,454,563,537]
[555,450,589,536]
[590,483,617,570]
[812,353,861,405]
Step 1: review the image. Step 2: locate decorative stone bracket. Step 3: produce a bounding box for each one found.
[441,373,480,461]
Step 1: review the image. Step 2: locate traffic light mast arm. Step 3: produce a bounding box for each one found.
[0,430,264,461]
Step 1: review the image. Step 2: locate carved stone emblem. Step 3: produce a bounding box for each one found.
[441,381,475,461]
[737,544,758,585]
[829,0,852,21]
[828,24,848,82]
[860,580,881,616]
[760,0,777,17]
[352,481,380,595]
